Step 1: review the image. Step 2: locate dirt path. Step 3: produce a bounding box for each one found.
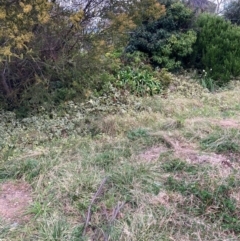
[0,181,32,224]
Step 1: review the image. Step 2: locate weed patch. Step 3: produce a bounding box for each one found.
[161,159,198,173]
[127,128,149,141]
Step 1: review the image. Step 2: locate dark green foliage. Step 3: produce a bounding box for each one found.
[126,3,196,70]
[115,51,172,95]
[191,14,240,85]
[224,0,240,25]
[1,48,114,117]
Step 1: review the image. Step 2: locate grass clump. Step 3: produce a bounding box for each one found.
[200,128,240,153]
[165,176,240,233]
[127,128,149,140]
[161,159,198,173]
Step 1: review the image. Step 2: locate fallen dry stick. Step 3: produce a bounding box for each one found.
[83,176,108,236]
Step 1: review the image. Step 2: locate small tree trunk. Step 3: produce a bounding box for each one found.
[1,63,11,96]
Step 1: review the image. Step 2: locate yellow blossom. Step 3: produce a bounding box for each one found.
[0,46,12,56]
[0,10,6,19]
[38,13,50,24]
[23,4,33,14]
[70,10,84,25]
[12,24,19,34]
[17,13,24,19]
[19,2,25,8]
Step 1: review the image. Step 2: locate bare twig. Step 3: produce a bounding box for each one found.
[83,176,108,236]
[1,62,11,96]
[104,201,125,241]
[111,201,125,222]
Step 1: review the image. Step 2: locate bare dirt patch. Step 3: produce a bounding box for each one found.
[149,191,170,207]
[149,191,184,209]
[162,135,237,173]
[138,146,169,162]
[0,181,32,223]
[138,133,237,176]
[218,119,240,128]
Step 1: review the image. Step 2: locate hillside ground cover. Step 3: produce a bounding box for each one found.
[0,75,240,240]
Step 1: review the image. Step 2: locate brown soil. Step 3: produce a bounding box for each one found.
[149,191,184,208]
[138,146,168,162]
[165,136,231,166]
[218,119,240,128]
[0,181,32,223]
[149,191,170,206]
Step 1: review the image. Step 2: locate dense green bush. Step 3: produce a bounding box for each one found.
[126,2,196,70]
[191,14,240,85]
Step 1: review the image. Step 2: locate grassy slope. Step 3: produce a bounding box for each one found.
[1,76,240,240]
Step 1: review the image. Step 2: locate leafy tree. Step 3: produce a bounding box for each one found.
[224,0,240,25]
[126,2,196,70]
